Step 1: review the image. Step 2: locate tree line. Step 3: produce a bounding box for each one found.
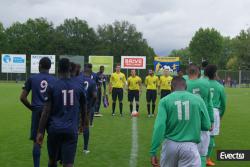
[0,17,155,64]
[170,28,250,70]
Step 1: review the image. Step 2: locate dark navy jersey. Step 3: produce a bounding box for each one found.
[96,72,107,88]
[75,74,96,107]
[23,72,57,109]
[90,72,98,84]
[46,78,86,134]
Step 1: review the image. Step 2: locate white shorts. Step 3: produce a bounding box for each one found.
[160,139,201,167]
[210,108,220,136]
[198,131,210,156]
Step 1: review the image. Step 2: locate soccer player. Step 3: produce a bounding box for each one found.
[145,69,159,117]
[150,76,211,167]
[200,60,208,78]
[20,57,56,167]
[186,64,214,167]
[205,65,226,166]
[158,69,173,98]
[76,63,97,154]
[109,64,126,116]
[95,65,107,115]
[36,58,86,167]
[87,64,98,126]
[127,69,142,113]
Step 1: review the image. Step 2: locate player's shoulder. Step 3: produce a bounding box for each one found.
[199,77,209,86]
[136,76,142,80]
[154,75,159,79]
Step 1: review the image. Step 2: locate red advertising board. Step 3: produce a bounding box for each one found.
[121,56,146,69]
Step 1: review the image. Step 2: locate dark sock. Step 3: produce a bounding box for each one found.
[112,102,116,114]
[33,143,41,167]
[129,103,133,113]
[83,128,90,150]
[147,104,150,115]
[136,104,139,112]
[119,102,123,114]
[152,104,155,114]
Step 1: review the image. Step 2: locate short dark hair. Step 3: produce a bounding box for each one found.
[39,57,51,70]
[84,63,92,70]
[100,65,104,69]
[205,64,217,79]
[171,76,187,90]
[188,63,199,75]
[70,62,76,73]
[58,58,70,73]
[202,60,209,68]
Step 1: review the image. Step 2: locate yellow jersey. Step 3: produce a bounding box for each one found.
[159,75,173,90]
[110,72,126,88]
[145,75,159,90]
[127,76,142,90]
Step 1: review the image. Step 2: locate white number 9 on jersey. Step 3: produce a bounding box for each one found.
[40,80,48,93]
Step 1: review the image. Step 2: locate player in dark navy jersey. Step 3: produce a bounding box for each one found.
[76,63,97,154]
[20,57,56,167]
[95,66,107,115]
[36,58,87,167]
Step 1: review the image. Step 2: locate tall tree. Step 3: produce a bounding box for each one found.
[97,21,155,63]
[5,18,54,54]
[0,22,7,53]
[189,28,223,64]
[219,37,233,69]
[55,17,97,56]
[232,29,250,69]
[170,47,190,66]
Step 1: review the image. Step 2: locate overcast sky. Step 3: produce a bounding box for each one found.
[1,0,250,55]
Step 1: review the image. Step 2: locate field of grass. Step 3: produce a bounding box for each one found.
[0,82,250,167]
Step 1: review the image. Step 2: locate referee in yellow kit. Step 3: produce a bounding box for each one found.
[109,64,126,116]
[158,69,173,98]
[127,69,142,114]
[145,69,159,117]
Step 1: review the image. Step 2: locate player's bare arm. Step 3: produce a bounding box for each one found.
[151,156,160,167]
[19,90,32,111]
[36,96,52,146]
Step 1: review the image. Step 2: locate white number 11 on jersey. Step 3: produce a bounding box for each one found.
[175,100,190,120]
[62,90,74,106]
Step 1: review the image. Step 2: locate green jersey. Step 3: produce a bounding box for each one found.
[208,80,226,117]
[186,78,214,123]
[183,75,189,80]
[150,91,211,156]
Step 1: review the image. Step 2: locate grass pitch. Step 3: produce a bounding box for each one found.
[0,83,250,167]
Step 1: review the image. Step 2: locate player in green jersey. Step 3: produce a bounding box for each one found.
[186,64,214,167]
[205,65,226,166]
[150,76,211,167]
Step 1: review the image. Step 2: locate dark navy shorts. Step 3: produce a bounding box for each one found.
[128,90,139,102]
[146,90,157,103]
[160,90,171,98]
[112,88,123,102]
[30,108,42,141]
[47,132,78,164]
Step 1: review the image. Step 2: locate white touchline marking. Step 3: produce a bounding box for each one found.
[130,116,138,167]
